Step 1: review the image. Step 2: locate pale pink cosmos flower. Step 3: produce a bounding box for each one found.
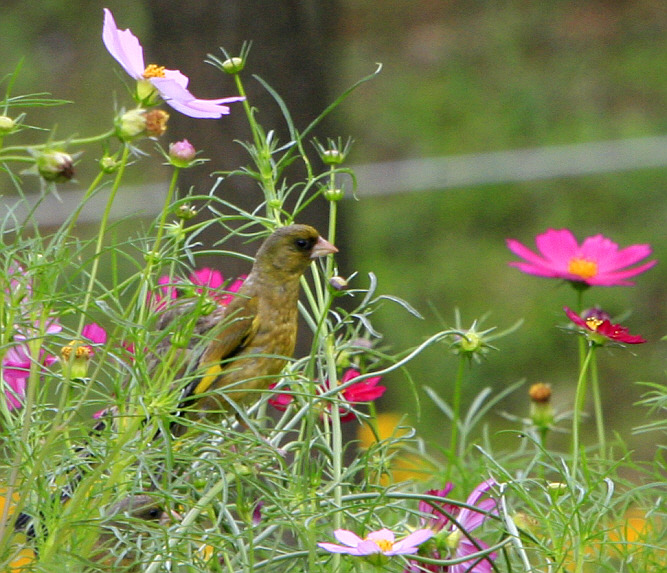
[102,8,245,118]
[507,228,656,286]
[405,479,498,573]
[319,527,433,556]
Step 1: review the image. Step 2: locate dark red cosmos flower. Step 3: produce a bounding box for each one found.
[269,368,386,422]
[564,307,646,344]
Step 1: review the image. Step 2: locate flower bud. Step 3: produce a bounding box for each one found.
[0,115,16,135]
[36,150,75,182]
[117,109,147,140]
[323,187,345,202]
[547,482,568,499]
[61,341,93,379]
[174,203,198,220]
[169,139,197,167]
[529,382,554,431]
[321,149,346,165]
[329,276,348,292]
[100,155,120,173]
[221,57,245,74]
[117,108,169,141]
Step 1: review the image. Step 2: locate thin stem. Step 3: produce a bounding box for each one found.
[571,344,595,477]
[447,355,466,477]
[78,143,131,330]
[589,351,605,458]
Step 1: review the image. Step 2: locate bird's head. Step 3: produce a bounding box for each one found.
[106,494,178,527]
[254,224,338,280]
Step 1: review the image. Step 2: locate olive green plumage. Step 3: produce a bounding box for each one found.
[172,224,337,433]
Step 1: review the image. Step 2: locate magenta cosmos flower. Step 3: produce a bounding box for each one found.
[318,527,434,556]
[507,228,656,287]
[269,368,386,422]
[406,479,498,573]
[3,320,62,412]
[102,9,245,118]
[150,268,244,310]
[564,307,646,345]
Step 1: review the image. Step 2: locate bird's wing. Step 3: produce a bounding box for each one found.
[181,294,260,399]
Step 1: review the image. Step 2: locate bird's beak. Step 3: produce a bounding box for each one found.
[160,508,183,526]
[310,236,338,259]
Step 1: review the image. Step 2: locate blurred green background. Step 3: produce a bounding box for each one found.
[2,1,666,458]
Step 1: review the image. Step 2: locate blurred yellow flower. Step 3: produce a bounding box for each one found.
[357,413,435,484]
[606,507,665,566]
[357,412,410,449]
[0,487,36,572]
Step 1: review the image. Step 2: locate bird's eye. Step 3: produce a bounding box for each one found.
[146,507,161,520]
[295,237,313,251]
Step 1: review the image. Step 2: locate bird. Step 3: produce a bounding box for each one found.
[11,493,177,572]
[170,224,338,435]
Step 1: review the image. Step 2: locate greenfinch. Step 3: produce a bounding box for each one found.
[170,224,337,434]
[12,494,176,572]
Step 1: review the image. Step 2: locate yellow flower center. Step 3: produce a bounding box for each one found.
[143,64,166,79]
[60,340,93,361]
[585,317,603,331]
[567,257,598,280]
[369,538,393,552]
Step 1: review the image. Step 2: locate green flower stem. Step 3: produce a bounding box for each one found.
[0,129,115,156]
[78,143,131,330]
[136,165,180,323]
[571,344,595,477]
[447,355,466,478]
[589,351,605,458]
[58,169,106,242]
[234,73,280,222]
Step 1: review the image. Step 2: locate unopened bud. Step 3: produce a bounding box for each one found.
[529,382,554,429]
[36,150,75,182]
[221,57,244,74]
[329,276,348,292]
[321,149,346,165]
[0,115,16,135]
[323,187,345,202]
[174,203,198,220]
[169,139,197,167]
[118,109,147,141]
[100,155,120,173]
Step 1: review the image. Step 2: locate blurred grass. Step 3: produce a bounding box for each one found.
[333,1,667,455]
[2,0,666,456]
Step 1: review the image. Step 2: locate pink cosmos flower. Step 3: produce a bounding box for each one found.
[189,268,246,305]
[507,228,656,286]
[406,479,498,573]
[102,9,245,118]
[268,368,386,422]
[318,527,434,556]
[564,307,646,345]
[2,320,62,412]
